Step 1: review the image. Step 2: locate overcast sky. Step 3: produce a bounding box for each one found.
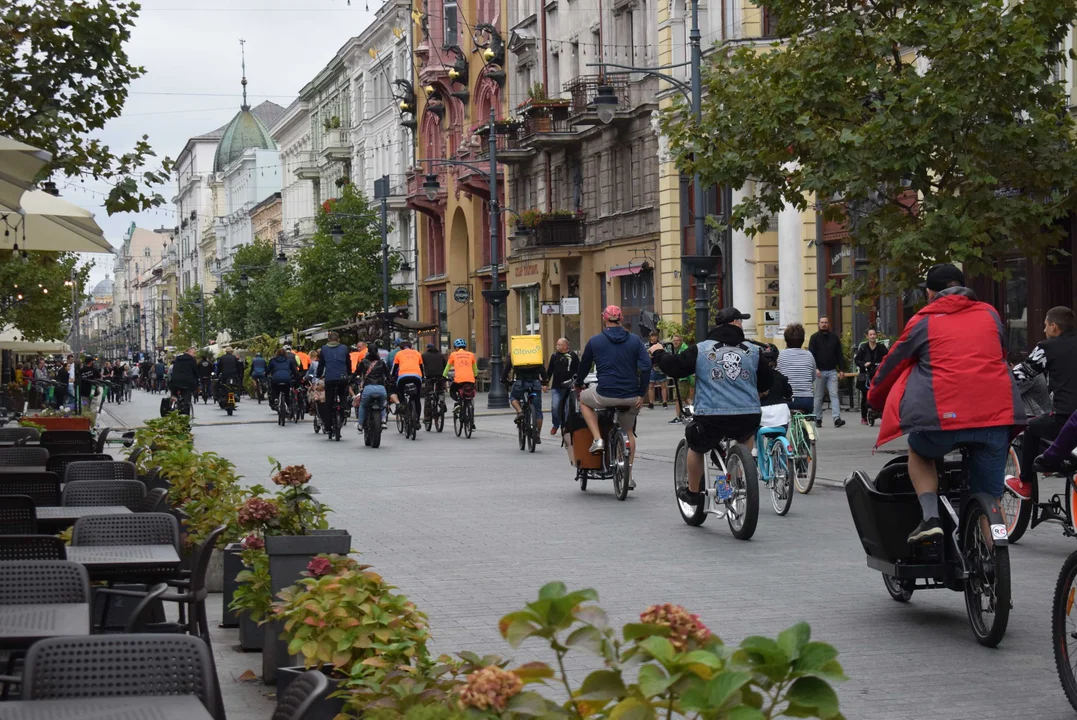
[70,0,377,285]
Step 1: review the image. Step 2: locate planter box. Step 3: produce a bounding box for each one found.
[30,416,91,432]
[277,666,345,720]
[220,543,243,628]
[239,611,264,651]
[205,547,224,593]
[262,530,352,685]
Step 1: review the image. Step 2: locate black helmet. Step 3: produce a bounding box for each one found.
[760,343,780,363]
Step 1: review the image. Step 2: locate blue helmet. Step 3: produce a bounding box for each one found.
[453,338,467,349]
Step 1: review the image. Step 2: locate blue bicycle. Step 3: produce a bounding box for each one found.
[755,404,795,516]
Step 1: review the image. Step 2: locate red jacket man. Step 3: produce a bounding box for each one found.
[868,264,1025,544]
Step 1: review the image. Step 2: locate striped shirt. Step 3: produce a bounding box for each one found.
[777,348,816,398]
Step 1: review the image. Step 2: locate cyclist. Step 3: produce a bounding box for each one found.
[545,338,579,435]
[650,308,773,504]
[422,343,448,421]
[316,332,354,435]
[296,347,312,373]
[868,263,1026,544]
[759,343,792,407]
[250,351,268,398]
[268,347,298,413]
[217,347,242,405]
[445,338,478,424]
[390,340,425,421]
[1006,305,1077,500]
[168,346,199,410]
[504,352,548,443]
[356,342,391,433]
[777,324,816,414]
[576,305,651,469]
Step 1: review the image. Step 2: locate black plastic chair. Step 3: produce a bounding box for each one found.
[72,512,179,550]
[64,460,137,484]
[94,427,111,454]
[273,669,330,720]
[123,583,169,633]
[0,473,61,506]
[0,535,66,561]
[46,453,112,482]
[0,447,48,466]
[62,480,146,510]
[39,430,95,455]
[0,428,38,443]
[0,495,36,534]
[135,487,169,513]
[0,559,89,604]
[20,633,218,717]
[126,446,145,468]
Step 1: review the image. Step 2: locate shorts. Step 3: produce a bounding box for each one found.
[907,426,1011,498]
[511,380,543,412]
[650,370,666,383]
[579,386,640,429]
[685,414,762,454]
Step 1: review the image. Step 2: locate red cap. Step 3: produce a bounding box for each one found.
[602,305,622,322]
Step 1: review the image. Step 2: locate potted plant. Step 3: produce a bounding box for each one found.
[231,532,272,651]
[272,554,430,720]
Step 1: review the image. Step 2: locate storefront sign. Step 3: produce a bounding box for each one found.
[453,286,470,303]
[561,297,580,315]
[514,263,539,278]
[764,310,780,324]
[763,263,779,277]
[541,302,562,315]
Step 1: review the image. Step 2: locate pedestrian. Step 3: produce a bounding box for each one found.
[54,360,69,409]
[854,327,888,424]
[647,331,667,410]
[808,315,846,427]
[78,356,100,414]
[545,337,580,435]
[777,323,816,414]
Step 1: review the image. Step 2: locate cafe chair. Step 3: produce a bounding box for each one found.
[64,460,138,484]
[39,430,95,455]
[273,669,330,720]
[0,473,61,506]
[62,479,146,511]
[46,453,112,482]
[135,488,169,513]
[0,535,66,561]
[0,447,48,467]
[0,495,36,534]
[94,427,112,454]
[0,428,38,443]
[72,512,179,550]
[20,633,218,717]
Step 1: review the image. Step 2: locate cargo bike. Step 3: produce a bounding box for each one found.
[561,377,634,501]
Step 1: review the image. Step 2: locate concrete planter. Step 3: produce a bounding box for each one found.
[220,543,243,628]
[239,611,264,651]
[204,547,224,593]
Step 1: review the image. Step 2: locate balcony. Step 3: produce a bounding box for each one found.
[564,74,631,126]
[291,217,318,244]
[294,151,320,180]
[320,128,351,162]
[511,214,585,255]
[475,122,535,164]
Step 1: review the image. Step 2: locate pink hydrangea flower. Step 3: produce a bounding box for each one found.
[639,603,712,651]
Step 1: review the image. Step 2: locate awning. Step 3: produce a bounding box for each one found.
[608,262,648,278]
[0,326,70,354]
[1,190,114,254]
[510,281,540,290]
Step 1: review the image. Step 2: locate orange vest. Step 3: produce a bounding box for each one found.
[447,350,476,384]
[393,348,423,377]
[296,351,311,370]
[349,351,364,371]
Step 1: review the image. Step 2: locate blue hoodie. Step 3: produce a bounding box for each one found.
[575,327,651,399]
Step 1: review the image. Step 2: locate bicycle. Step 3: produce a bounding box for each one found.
[290,384,306,424]
[453,383,476,439]
[254,376,268,404]
[362,392,386,448]
[323,391,347,442]
[1050,454,1077,711]
[423,380,446,433]
[673,435,759,538]
[400,383,420,441]
[755,404,795,516]
[846,451,1011,647]
[161,386,193,417]
[274,383,290,427]
[516,385,541,454]
[787,409,818,494]
[218,379,238,416]
[569,383,634,501]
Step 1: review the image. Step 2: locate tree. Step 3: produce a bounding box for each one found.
[0,252,89,342]
[0,0,172,213]
[212,240,291,340]
[280,185,409,330]
[174,284,215,349]
[661,0,1077,293]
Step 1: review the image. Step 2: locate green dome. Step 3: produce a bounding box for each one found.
[212,106,277,172]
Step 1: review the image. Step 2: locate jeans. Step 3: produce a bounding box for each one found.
[550,387,567,430]
[511,380,543,414]
[358,385,388,424]
[788,396,813,414]
[908,425,1011,497]
[1020,413,1068,486]
[813,370,841,421]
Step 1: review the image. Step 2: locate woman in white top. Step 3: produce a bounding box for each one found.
[776,323,816,414]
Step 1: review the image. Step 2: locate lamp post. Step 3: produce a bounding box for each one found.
[585,0,718,341]
[415,106,509,409]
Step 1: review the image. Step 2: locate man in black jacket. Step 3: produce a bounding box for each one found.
[1008,306,1077,500]
[545,338,579,435]
[421,343,447,422]
[169,346,200,395]
[216,347,242,404]
[808,316,846,427]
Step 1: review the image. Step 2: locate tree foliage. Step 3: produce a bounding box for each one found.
[173,284,216,349]
[0,0,172,214]
[0,252,89,342]
[661,0,1077,292]
[212,240,291,341]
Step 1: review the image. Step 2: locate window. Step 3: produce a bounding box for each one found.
[432,290,448,349]
[519,287,540,334]
[762,5,780,37]
[425,217,445,277]
[444,0,458,47]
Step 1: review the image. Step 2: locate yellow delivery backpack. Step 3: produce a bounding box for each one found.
[509,335,544,367]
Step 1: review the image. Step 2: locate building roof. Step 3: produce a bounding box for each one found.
[212,101,284,172]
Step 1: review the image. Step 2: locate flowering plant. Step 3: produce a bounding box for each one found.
[230,547,272,622]
[237,496,280,530]
[267,458,329,535]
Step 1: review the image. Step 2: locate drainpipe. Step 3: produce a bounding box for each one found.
[815,199,825,318]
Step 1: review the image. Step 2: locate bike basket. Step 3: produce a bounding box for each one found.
[844,465,921,562]
[460,385,476,400]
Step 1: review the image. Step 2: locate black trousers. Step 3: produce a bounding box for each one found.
[1020,413,1069,485]
[321,380,350,427]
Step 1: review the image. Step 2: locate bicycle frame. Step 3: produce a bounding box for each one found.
[755,427,792,484]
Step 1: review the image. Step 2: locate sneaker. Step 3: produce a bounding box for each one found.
[513,415,522,426]
[648,403,654,410]
[668,417,682,425]
[550,426,558,436]
[861,418,868,425]
[628,478,636,490]
[677,486,702,504]
[663,403,668,409]
[834,418,846,428]
[535,436,542,445]
[589,438,604,453]
[1005,475,1032,500]
[815,420,823,428]
[1035,454,1064,474]
[907,517,944,544]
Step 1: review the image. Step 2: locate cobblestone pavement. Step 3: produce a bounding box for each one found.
[103,390,1077,720]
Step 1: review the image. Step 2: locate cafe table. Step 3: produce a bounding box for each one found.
[36,505,131,530]
[0,603,90,650]
[0,696,212,720]
[65,544,181,583]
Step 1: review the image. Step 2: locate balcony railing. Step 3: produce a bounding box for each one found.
[320,128,351,162]
[294,151,320,180]
[292,217,318,241]
[564,73,631,117]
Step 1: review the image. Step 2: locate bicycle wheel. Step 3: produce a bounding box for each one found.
[882,574,914,603]
[610,430,630,501]
[278,398,286,426]
[313,408,322,434]
[527,405,537,453]
[396,404,404,434]
[962,497,1011,647]
[424,397,432,432]
[793,417,816,494]
[726,444,759,541]
[453,407,463,436]
[369,416,382,448]
[408,402,418,441]
[463,402,473,439]
[435,408,444,433]
[673,439,706,526]
[769,439,794,516]
[518,413,527,451]
[1001,444,1031,542]
[1053,550,1077,713]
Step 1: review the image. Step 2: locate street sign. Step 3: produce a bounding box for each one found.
[561,297,580,315]
[453,286,470,303]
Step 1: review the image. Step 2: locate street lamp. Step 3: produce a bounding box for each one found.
[276,251,288,267]
[586,0,719,340]
[238,273,249,288]
[329,224,344,244]
[422,174,440,202]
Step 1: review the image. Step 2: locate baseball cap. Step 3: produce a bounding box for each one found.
[602,305,623,322]
[920,263,965,292]
[714,307,751,325]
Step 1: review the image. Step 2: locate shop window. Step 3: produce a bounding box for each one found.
[519,287,540,334]
[825,242,854,340]
[431,289,448,350]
